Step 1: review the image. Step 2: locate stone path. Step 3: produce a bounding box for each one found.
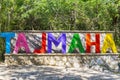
[0,64,120,80]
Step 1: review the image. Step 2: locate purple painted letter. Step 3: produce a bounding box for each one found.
[48,33,66,53]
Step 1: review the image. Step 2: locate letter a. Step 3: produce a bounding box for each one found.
[102,33,117,53]
[68,33,85,53]
[13,33,30,54]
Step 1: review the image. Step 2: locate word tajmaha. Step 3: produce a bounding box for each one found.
[0,32,117,54]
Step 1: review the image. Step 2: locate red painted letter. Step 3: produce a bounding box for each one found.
[86,33,100,53]
[34,32,46,54]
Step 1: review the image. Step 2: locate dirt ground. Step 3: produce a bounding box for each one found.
[0,64,120,80]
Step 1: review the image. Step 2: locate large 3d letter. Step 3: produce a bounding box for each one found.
[68,33,85,53]
[48,33,66,53]
[13,33,30,54]
[86,33,100,53]
[102,34,117,53]
[0,32,15,54]
[34,32,46,54]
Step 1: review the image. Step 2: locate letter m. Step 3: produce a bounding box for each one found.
[47,33,66,53]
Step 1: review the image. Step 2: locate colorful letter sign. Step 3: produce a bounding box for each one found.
[86,33,100,53]
[102,34,117,53]
[34,32,46,54]
[0,31,118,54]
[0,32,15,54]
[13,33,30,54]
[68,33,85,53]
[48,33,66,53]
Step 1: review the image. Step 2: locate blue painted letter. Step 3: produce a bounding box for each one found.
[0,32,15,54]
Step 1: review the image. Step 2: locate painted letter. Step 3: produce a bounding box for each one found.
[86,33,100,53]
[102,33,117,53]
[48,33,66,53]
[68,33,85,53]
[0,32,15,54]
[13,33,30,54]
[34,32,46,54]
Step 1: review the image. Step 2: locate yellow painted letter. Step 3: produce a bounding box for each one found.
[102,34,117,53]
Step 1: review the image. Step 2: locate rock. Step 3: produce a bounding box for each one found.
[49,59,56,66]
[109,61,118,70]
[67,57,74,63]
[96,58,104,65]
[73,62,80,68]
[54,56,61,61]
[44,57,50,65]
[91,65,102,71]
[62,57,67,62]
[65,62,72,67]
[57,61,65,67]
[5,54,120,73]
[28,76,36,80]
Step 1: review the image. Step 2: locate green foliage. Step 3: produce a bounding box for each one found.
[0,0,120,61]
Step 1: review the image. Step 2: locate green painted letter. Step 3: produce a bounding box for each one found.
[68,33,85,53]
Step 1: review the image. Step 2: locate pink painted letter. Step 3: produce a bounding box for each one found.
[13,33,30,54]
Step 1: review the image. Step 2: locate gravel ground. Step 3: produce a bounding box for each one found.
[0,64,120,80]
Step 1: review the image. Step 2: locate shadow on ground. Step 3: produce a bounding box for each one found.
[0,65,120,80]
[0,65,82,80]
